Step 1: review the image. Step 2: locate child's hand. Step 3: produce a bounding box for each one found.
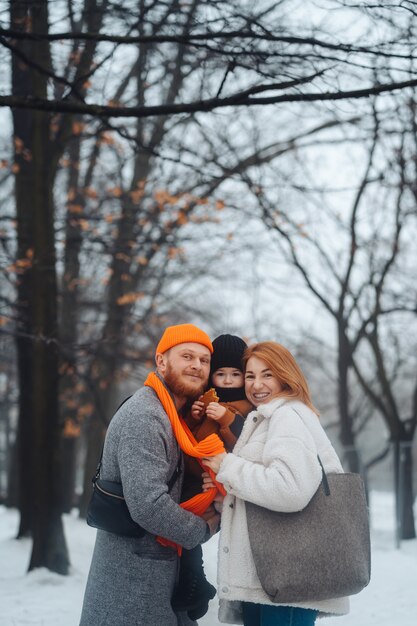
[191,398,205,420]
[205,402,227,421]
[202,471,216,491]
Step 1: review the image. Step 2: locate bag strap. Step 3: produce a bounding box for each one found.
[291,408,331,497]
[92,394,182,492]
[92,395,132,483]
[317,455,331,496]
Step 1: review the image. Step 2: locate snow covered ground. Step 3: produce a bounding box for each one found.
[0,491,415,626]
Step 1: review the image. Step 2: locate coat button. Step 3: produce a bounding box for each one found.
[223,547,229,553]
[222,586,229,593]
[229,503,234,508]
[253,416,258,422]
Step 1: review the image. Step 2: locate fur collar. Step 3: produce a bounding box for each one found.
[253,396,290,419]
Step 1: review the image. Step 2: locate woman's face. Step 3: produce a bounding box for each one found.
[244,355,283,407]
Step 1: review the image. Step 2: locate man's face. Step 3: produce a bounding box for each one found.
[157,342,211,404]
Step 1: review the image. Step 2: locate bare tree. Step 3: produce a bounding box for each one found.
[9,0,108,572]
[2,0,417,117]
[238,98,417,538]
[2,0,417,572]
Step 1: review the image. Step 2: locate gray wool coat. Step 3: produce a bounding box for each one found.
[79,383,209,626]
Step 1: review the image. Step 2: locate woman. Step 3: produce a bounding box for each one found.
[203,341,349,626]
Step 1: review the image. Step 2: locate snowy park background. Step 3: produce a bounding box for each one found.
[1,490,416,626]
[1,3,417,626]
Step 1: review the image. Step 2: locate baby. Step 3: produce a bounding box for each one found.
[172,334,253,620]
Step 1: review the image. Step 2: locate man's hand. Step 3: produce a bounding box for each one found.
[203,509,221,537]
[205,402,227,421]
[201,504,216,520]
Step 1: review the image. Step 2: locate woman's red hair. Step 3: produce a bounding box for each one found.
[243,341,319,415]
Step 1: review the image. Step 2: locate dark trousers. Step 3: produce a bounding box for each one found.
[242,603,318,626]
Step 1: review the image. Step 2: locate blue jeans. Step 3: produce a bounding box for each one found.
[242,602,318,626]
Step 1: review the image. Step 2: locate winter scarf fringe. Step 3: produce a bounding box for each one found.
[144,372,226,553]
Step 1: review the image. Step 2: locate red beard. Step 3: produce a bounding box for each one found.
[163,361,207,401]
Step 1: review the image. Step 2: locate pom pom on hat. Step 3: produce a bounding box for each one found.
[210,334,248,374]
[156,323,213,355]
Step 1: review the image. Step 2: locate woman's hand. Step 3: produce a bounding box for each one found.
[191,398,205,420]
[202,452,227,474]
[205,402,227,421]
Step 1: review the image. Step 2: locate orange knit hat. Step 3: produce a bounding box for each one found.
[156,323,213,355]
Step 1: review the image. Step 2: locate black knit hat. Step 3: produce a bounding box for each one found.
[210,334,248,374]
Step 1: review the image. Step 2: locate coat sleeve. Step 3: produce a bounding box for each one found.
[216,407,323,512]
[117,407,208,549]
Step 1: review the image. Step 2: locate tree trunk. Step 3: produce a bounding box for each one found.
[59,133,84,513]
[5,441,19,509]
[400,444,416,539]
[337,326,361,473]
[60,438,79,513]
[11,0,37,538]
[11,0,69,572]
[78,373,116,518]
[78,408,107,518]
[27,107,70,572]
[394,440,416,541]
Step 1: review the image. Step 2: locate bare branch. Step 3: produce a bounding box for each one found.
[1,75,417,118]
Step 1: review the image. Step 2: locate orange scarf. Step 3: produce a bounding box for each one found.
[144,372,226,552]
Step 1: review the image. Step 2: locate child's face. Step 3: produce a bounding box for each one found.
[212,367,244,388]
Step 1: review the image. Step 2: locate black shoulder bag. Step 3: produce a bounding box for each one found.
[86,396,181,537]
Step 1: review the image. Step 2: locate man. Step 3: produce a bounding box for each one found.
[79,324,220,626]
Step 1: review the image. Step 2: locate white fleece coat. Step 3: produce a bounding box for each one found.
[216,397,350,624]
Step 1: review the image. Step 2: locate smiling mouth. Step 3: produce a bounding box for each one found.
[252,392,270,399]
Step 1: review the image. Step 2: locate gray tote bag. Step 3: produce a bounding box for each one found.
[245,461,371,603]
